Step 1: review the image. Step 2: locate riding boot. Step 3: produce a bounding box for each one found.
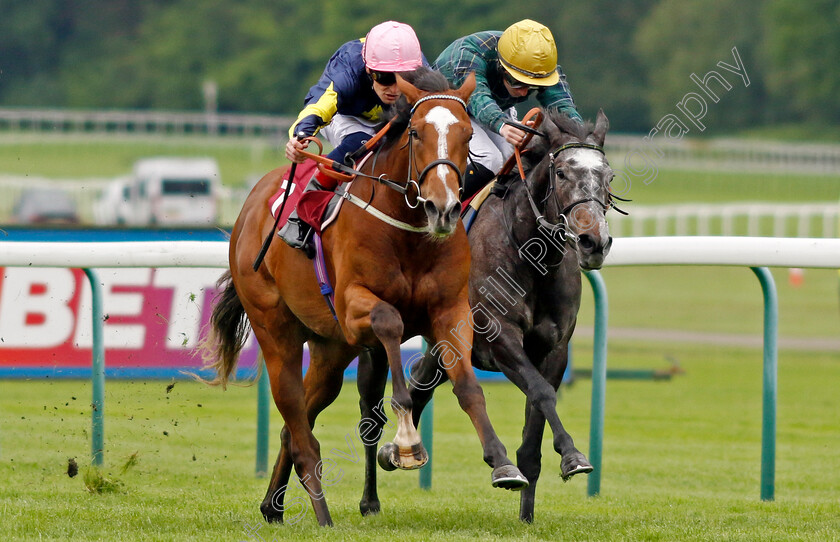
[278,177,326,251]
[463,162,496,201]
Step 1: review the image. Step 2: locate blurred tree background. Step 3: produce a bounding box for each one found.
[1,0,838,136]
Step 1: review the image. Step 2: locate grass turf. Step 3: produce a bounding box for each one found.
[2,341,838,540]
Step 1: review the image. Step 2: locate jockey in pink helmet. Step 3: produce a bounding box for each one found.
[280,21,426,250]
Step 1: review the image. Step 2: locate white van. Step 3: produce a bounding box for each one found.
[98,158,222,226]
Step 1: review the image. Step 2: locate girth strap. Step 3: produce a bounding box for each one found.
[312,233,338,321]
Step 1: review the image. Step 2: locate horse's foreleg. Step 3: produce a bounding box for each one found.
[541,342,592,480]
[343,288,426,471]
[517,399,547,523]
[356,347,389,516]
[491,332,592,482]
[431,306,528,490]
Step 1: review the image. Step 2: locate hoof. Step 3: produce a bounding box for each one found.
[377,442,428,471]
[561,451,594,481]
[377,443,399,471]
[359,499,381,516]
[259,501,283,524]
[491,464,529,491]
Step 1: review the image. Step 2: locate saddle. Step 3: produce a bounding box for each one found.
[268,159,354,236]
[461,180,496,234]
[267,154,368,321]
[460,146,532,235]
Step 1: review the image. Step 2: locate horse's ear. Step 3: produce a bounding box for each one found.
[396,74,423,105]
[454,72,476,102]
[591,109,609,147]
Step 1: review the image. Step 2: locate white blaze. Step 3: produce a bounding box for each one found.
[572,149,604,170]
[424,105,459,205]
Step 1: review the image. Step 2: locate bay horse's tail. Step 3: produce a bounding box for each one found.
[197,270,251,389]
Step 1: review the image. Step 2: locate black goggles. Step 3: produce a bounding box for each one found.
[503,70,533,90]
[370,70,397,86]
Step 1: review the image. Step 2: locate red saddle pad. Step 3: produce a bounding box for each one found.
[269,158,341,235]
[269,161,313,224]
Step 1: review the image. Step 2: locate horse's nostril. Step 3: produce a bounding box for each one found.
[424,200,438,217]
[448,202,462,221]
[579,234,596,251]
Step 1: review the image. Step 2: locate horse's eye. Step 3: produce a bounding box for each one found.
[555,168,566,180]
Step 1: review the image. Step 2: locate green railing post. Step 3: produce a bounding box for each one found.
[419,397,434,489]
[418,339,433,489]
[584,270,608,497]
[83,269,105,467]
[255,353,271,478]
[751,267,777,501]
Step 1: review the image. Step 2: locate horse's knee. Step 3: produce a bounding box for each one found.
[530,386,557,411]
[451,379,486,410]
[357,409,385,446]
[369,303,403,342]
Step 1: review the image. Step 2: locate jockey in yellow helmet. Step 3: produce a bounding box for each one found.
[434,19,582,199]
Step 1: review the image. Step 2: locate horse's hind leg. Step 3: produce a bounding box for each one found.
[357,347,389,516]
[257,330,334,527]
[261,338,356,526]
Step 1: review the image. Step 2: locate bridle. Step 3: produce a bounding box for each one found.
[298,93,470,232]
[402,94,468,208]
[516,140,629,243]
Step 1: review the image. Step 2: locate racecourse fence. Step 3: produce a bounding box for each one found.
[3,237,840,499]
[608,202,839,239]
[0,107,294,139]
[3,106,840,174]
[606,133,840,175]
[2,107,840,232]
[1,174,836,239]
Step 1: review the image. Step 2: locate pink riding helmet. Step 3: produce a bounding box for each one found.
[362,21,422,72]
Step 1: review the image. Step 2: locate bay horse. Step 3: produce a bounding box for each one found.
[200,68,526,527]
[358,109,616,523]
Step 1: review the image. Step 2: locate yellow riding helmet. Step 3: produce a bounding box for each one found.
[498,19,560,87]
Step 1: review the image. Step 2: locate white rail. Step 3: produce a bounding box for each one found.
[0,107,294,138]
[604,236,840,268]
[608,203,839,238]
[606,134,840,175]
[2,237,839,269]
[0,241,229,268]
